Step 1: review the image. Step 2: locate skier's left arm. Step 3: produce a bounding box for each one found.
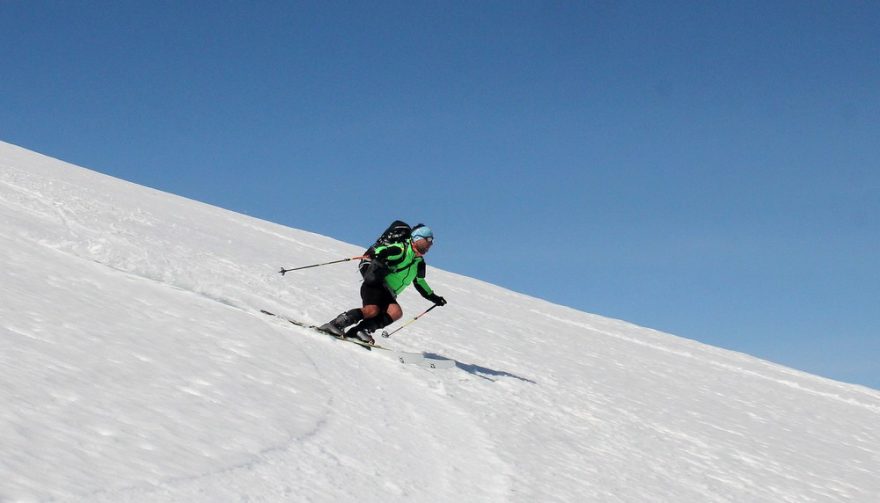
[414,260,447,306]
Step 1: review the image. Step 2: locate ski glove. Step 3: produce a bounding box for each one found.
[427,294,447,306]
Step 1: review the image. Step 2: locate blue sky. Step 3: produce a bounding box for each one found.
[2,1,878,389]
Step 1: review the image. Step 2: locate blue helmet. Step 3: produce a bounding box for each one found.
[411,225,434,243]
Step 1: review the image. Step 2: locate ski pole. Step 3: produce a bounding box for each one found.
[381,304,440,338]
[279,256,367,275]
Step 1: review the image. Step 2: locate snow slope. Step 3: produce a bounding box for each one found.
[1,140,878,502]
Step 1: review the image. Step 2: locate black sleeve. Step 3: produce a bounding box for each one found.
[413,260,433,297]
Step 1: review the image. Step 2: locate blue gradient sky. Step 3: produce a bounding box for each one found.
[2,1,878,388]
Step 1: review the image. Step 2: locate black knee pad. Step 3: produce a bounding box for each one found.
[376,313,394,329]
[359,313,393,332]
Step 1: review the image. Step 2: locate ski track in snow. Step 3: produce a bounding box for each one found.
[2,142,879,502]
[0,155,512,502]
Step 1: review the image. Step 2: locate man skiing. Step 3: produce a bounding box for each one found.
[320,225,446,344]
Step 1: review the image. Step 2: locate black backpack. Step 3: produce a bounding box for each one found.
[359,220,423,284]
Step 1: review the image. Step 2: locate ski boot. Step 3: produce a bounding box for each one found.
[319,310,362,337]
[345,326,375,345]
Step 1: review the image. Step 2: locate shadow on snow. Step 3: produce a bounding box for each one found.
[422,353,537,384]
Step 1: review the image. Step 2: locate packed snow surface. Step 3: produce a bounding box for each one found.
[1,141,878,502]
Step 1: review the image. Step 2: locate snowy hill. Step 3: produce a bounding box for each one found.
[1,140,878,502]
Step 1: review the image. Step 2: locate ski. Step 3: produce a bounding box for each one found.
[260,310,455,369]
[260,309,382,350]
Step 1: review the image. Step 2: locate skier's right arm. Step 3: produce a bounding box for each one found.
[374,243,406,267]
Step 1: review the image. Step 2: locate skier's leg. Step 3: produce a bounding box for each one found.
[361,304,381,319]
[346,284,396,343]
[386,303,403,323]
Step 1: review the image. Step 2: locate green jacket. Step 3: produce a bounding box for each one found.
[374,240,434,297]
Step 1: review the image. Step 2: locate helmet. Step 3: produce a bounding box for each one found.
[411,225,434,243]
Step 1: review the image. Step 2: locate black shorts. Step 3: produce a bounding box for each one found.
[360,282,397,310]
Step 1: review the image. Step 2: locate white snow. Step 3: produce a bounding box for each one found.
[1,140,878,502]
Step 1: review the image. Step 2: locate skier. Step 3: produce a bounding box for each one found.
[320,225,447,344]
